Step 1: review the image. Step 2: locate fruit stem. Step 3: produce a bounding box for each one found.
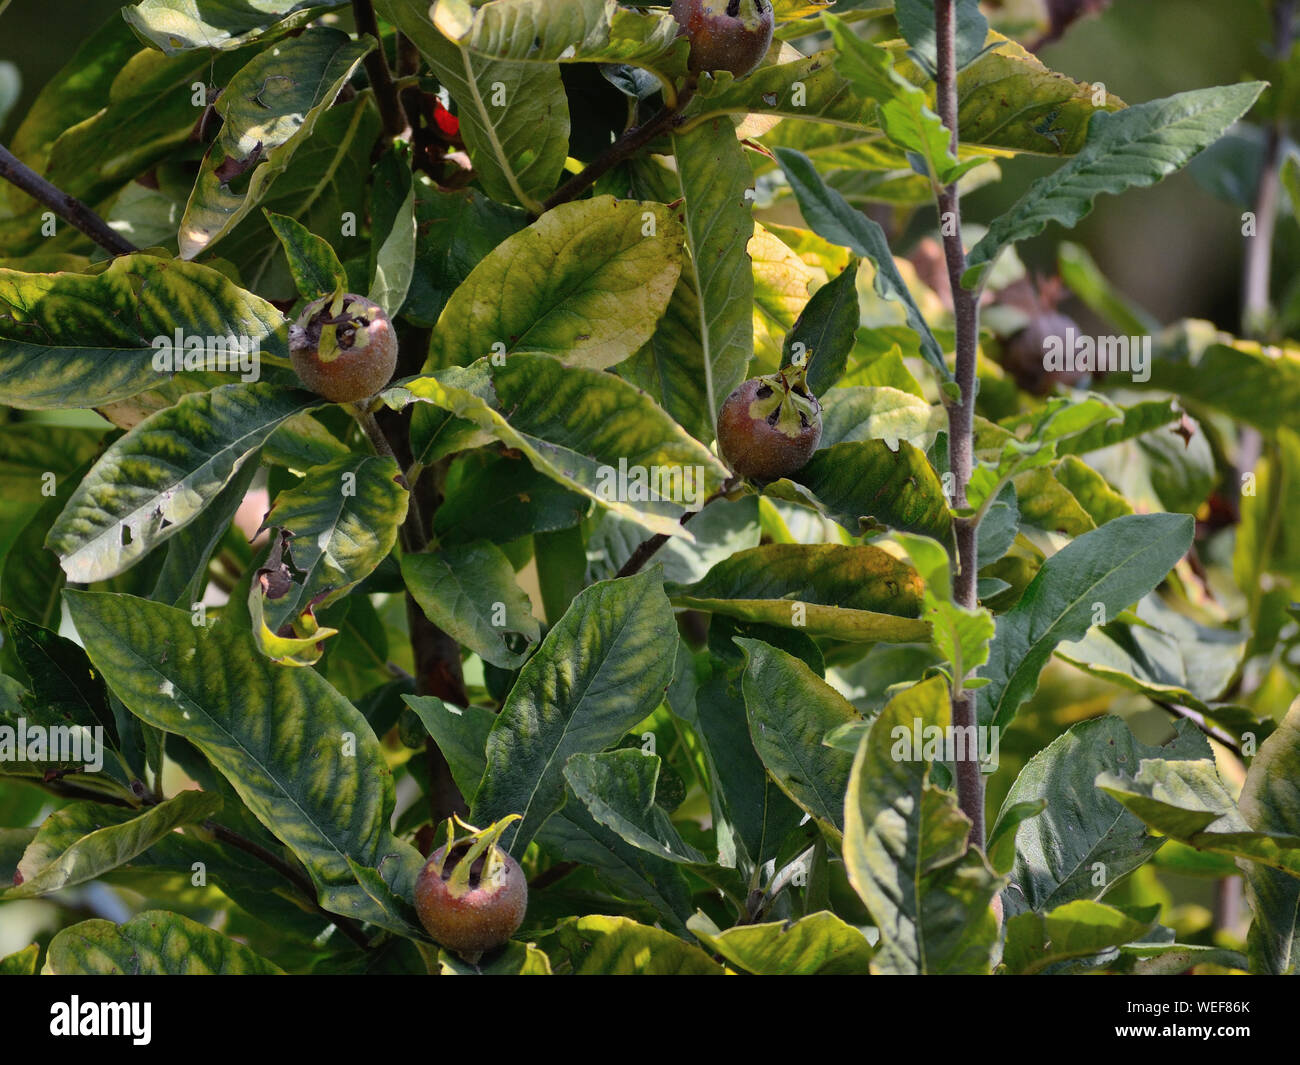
[0,142,139,258]
[933,0,984,847]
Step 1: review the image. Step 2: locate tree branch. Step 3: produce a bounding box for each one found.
[0,143,138,257]
[541,86,696,214]
[353,0,409,139]
[934,0,985,846]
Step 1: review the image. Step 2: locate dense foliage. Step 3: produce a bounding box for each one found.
[0,0,1297,977]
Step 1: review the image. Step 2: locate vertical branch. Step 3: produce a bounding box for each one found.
[353,0,410,138]
[934,0,985,846]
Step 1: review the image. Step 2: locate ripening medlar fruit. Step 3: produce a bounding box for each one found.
[289,292,397,403]
[999,310,1087,396]
[717,362,822,481]
[670,0,775,79]
[414,818,527,958]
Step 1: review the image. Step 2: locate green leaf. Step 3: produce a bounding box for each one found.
[669,543,928,643]
[253,453,409,650]
[433,451,588,546]
[0,25,249,256]
[123,0,340,54]
[1140,323,1300,433]
[216,95,380,303]
[693,645,810,872]
[781,259,860,397]
[151,456,260,609]
[817,386,942,450]
[64,591,423,932]
[687,910,874,975]
[965,83,1266,285]
[264,210,348,300]
[402,184,528,327]
[775,147,948,379]
[470,570,677,856]
[790,439,955,546]
[562,750,707,864]
[178,27,372,259]
[429,0,686,87]
[4,610,120,749]
[918,34,1123,157]
[736,638,861,837]
[843,675,1003,974]
[1098,755,1300,883]
[537,803,697,937]
[1051,455,1134,528]
[427,196,684,372]
[990,715,1210,914]
[1057,595,1247,715]
[1239,702,1300,974]
[368,182,417,318]
[47,384,320,584]
[0,255,289,410]
[392,353,728,540]
[976,512,1194,730]
[401,695,495,798]
[438,941,553,975]
[826,14,981,188]
[45,910,284,974]
[0,454,97,626]
[545,915,723,975]
[6,791,220,899]
[1003,899,1159,975]
[0,426,104,502]
[377,0,568,212]
[0,944,38,975]
[403,541,540,669]
[666,121,755,438]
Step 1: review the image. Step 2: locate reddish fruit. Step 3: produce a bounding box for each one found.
[289,292,398,404]
[670,0,775,79]
[1000,311,1087,395]
[717,362,822,481]
[414,818,527,957]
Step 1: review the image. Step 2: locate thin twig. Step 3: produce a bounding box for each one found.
[616,483,734,578]
[353,0,409,138]
[0,143,138,257]
[1153,701,1242,758]
[934,0,985,846]
[541,87,697,213]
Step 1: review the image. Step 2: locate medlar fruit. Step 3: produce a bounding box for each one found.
[717,362,822,481]
[670,0,775,79]
[289,292,398,403]
[414,817,527,958]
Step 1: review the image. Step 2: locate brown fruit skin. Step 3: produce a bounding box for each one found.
[414,844,527,955]
[1000,311,1087,396]
[670,0,775,79]
[289,293,398,403]
[717,373,822,482]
